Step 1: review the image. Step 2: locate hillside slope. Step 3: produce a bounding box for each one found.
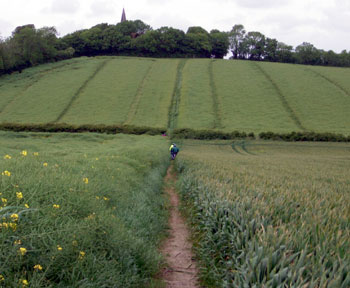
[0,56,349,134]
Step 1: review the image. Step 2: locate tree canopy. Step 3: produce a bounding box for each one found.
[1,20,349,75]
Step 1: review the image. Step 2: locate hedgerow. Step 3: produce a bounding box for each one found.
[0,123,166,136]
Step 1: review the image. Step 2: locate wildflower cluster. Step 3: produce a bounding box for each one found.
[1,170,11,176]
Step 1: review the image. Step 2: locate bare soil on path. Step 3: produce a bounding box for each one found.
[160,164,200,288]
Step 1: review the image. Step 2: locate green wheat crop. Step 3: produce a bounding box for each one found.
[176,140,350,287]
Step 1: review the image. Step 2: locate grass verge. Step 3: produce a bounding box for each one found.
[0,132,169,287]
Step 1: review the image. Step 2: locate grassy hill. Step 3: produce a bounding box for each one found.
[0,56,349,135]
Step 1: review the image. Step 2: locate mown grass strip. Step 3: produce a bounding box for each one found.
[168,59,187,132]
[54,59,110,123]
[252,62,306,131]
[208,60,222,129]
[124,62,155,125]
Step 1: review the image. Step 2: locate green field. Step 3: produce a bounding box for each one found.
[176,140,350,287]
[0,57,349,135]
[0,132,169,287]
[1,57,350,287]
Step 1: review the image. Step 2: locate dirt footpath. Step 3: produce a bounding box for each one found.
[161,164,200,288]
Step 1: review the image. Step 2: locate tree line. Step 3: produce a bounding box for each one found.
[1,20,350,75]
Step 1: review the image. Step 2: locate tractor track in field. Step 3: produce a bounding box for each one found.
[124,62,155,125]
[0,60,81,115]
[54,59,110,123]
[208,60,223,129]
[252,62,307,131]
[304,67,350,98]
[168,59,187,132]
[160,164,200,288]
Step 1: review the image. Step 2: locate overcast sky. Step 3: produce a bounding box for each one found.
[1,0,349,52]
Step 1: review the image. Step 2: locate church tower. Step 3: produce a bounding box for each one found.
[121,8,126,22]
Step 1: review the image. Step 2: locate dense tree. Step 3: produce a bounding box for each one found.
[101,26,130,54]
[156,27,186,57]
[186,26,211,57]
[0,40,4,73]
[295,42,322,65]
[228,24,246,59]
[210,30,229,58]
[245,31,265,60]
[275,42,294,63]
[263,37,278,61]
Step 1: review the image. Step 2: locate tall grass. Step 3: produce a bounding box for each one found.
[257,62,350,134]
[0,58,101,124]
[213,60,299,133]
[177,59,216,129]
[308,65,350,97]
[1,57,350,135]
[176,140,350,287]
[60,57,153,125]
[0,132,169,287]
[127,59,178,128]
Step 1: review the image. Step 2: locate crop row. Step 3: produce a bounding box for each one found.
[1,57,349,135]
[175,141,350,287]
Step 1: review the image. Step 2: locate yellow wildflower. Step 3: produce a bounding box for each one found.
[95,196,100,200]
[1,198,7,204]
[43,163,48,167]
[95,158,99,161]
[16,192,23,200]
[33,152,39,156]
[0,274,4,281]
[22,279,29,286]
[34,264,43,271]
[103,197,109,201]
[9,223,17,231]
[87,213,95,220]
[79,251,85,260]
[2,171,11,177]
[83,177,88,184]
[72,240,78,246]
[53,204,60,209]
[1,222,9,229]
[21,150,27,156]
[57,245,63,251]
[11,213,19,222]
[14,239,22,245]
[24,204,29,208]
[4,154,11,159]
[19,247,27,256]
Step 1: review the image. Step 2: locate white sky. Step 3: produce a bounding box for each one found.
[0,0,349,52]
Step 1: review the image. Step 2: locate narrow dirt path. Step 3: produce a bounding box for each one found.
[161,164,200,288]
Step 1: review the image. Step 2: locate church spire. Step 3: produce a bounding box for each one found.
[121,8,126,22]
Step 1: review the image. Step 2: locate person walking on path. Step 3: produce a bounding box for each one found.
[169,143,179,160]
